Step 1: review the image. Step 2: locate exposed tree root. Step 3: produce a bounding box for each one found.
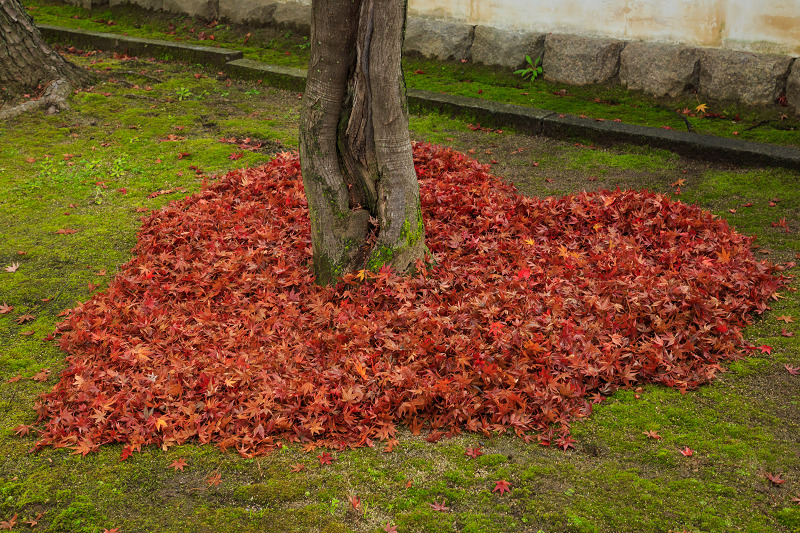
[0,77,73,121]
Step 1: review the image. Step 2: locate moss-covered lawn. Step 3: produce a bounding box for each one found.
[22,0,800,149]
[1,20,799,533]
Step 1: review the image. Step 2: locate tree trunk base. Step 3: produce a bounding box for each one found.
[0,77,73,120]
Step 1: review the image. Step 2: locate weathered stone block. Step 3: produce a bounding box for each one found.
[64,0,94,8]
[543,34,625,86]
[619,42,700,98]
[162,0,212,19]
[787,59,800,116]
[403,17,474,61]
[219,0,277,25]
[698,49,794,106]
[109,0,163,11]
[271,2,311,34]
[471,25,545,70]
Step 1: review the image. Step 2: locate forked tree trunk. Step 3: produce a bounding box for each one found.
[0,0,91,110]
[300,0,427,285]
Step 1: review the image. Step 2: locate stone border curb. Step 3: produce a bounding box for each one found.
[223,59,306,92]
[41,25,800,171]
[39,24,243,66]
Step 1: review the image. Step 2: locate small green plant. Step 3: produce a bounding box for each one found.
[245,88,261,96]
[110,157,128,179]
[514,54,543,84]
[175,87,192,101]
[327,498,340,515]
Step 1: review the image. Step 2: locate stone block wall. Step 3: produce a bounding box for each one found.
[62,0,800,115]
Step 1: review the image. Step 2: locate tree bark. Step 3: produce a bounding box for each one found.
[300,0,427,285]
[0,0,91,104]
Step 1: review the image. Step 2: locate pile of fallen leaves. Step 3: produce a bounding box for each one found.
[34,143,785,457]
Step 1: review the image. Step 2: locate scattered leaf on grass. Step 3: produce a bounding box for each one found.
[680,446,694,457]
[15,314,35,324]
[429,499,450,512]
[493,480,512,495]
[290,463,305,472]
[169,458,188,471]
[0,514,18,530]
[348,494,361,511]
[4,262,20,273]
[785,365,799,376]
[0,303,14,314]
[465,446,483,459]
[31,369,50,382]
[13,424,32,436]
[206,472,221,486]
[643,430,662,440]
[776,315,795,323]
[317,452,334,465]
[765,472,786,485]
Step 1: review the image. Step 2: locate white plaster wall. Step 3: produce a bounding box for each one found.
[407,0,800,55]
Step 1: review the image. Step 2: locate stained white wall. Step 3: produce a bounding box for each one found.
[407,0,800,55]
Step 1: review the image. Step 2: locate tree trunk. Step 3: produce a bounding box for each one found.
[300,0,427,285]
[0,0,91,100]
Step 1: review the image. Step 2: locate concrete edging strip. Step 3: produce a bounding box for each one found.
[40,25,800,170]
[39,24,243,66]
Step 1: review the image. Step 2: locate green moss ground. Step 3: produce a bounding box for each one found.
[1,17,799,533]
[22,0,800,149]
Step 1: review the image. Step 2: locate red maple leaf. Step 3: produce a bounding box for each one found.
[0,514,18,530]
[785,365,800,376]
[15,314,34,324]
[55,228,78,234]
[758,345,773,355]
[464,446,483,459]
[290,463,305,472]
[4,262,19,273]
[0,302,13,314]
[228,151,244,160]
[492,479,512,495]
[383,522,398,533]
[428,499,450,512]
[13,424,32,436]
[348,494,361,511]
[317,452,334,465]
[780,329,794,338]
[680,446,694,457]
[790,494,800,505]
[31,369,50,382]
[119,446,134,461]
[643,430,662,440]
[206,472,222,486]
[776,315,795,323]
[765,472,786,485]
[556,435,576,450]
[169,458,188,471]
